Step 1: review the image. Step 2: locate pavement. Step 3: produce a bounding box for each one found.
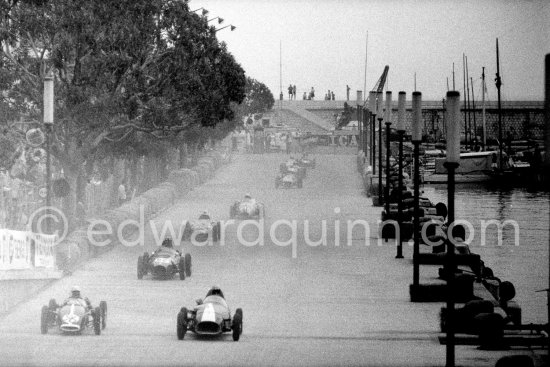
[0,151,544,366]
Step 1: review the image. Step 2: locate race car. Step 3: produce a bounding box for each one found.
[279,159,306,180]
[40,298,107,335]
[137,242,191,280]
[275,171,303,188]
[177,287,243,341]
[181,212,221,243]
[295,153,316,168]
[229,195,265,219]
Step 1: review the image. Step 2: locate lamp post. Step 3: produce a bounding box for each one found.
[191,7,209,16]
[368,92,377,171]
[384,91,392,215]
[444,90,461,367]
[377,91,384,206]
[214,24,236,33]
[396,92,406,259]
[411,91,422,283]
[207,16,224,24]
[363,105,369,156]
[357,91,363,154]
[43,75,54,233]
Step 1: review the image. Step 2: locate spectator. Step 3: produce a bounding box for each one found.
[331,91,335,100]
[303,92,307,100]
[346,85,350,101]
[310,87,315,100]
[288,84,293,100]
[292,85,297,100]
[118,179,127,206]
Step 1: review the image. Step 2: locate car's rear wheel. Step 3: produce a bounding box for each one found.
[93,307,101,335]
[100,301,107,329]
[40,306,49,334]
[185,253,192,277]
[177,308,188,340]
[137,256,144,279]
[142,253,149,275]
[232,311,242,341]
[182,222,192,241]
[48,299,57,310]
[178,258,186,280]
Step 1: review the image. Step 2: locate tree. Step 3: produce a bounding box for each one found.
[0,0,246,221]
[236,77,274,121]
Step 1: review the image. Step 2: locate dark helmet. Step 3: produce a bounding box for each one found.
[71,285,81,298]
[162,238,173,248]
[209,286,222,296]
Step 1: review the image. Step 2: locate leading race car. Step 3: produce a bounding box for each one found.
[275,171,303,188]
[229,194,265,219]
[177,286,243,341]
[40,298,107,335]
[181,212,221,243]
[280,159,306,180]
[295,153,316,169]
[137,239,192,280]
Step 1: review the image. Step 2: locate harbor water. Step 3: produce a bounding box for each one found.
[423,183,549,324]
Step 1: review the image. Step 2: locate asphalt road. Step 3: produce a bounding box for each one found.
[0,152,542,366]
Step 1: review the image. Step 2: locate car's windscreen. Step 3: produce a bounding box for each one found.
[204,296,227,307]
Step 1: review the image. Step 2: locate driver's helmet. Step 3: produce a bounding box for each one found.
[162,238,173,248]
[209,286,222,296]
[244,193,252,200]
[70,285,81,298]
[199,211,210,220]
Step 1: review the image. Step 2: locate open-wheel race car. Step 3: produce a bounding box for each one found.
[137,239,191,280]
[177,286,243,341]
[40,298,107,335]
[182,212,221,243]
[230,194,265,219]
[295,153,316,169]
[275,171,303,188]
[280,159,306,180]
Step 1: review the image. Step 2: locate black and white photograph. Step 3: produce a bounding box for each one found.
[0,0,549,366]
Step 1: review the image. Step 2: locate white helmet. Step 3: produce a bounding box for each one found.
[71,286,81,297]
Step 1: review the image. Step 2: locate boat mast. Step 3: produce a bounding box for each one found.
[495,38,503,170]
[466,55,471,151]
[482,67,486,150]
[462,54,467,150]
[471,76,477,150]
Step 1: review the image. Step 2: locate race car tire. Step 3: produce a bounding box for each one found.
[142,252,149,274]
[100,301,107,330]
[40,306,49,334]
[213,223,221,242]
[48,298,57,310]
[182,222,192,241]
[93,307,101,335]
[184,253,192,277]
[178,258,186,280]
[232,312,242,341]
[137,256,144,279]
[177,308,188,340]
[230,204,236,219]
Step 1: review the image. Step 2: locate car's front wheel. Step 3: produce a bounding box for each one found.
[100,301,107,330]
[232,309,243,341]
[137,256,144,279]
[177,308,188,340]
[93,307,101,335]
[185,253,192,277]
[178,258,186,280]
[40,306,49,334]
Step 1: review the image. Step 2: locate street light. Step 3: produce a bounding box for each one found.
[411,91,422,277]
[356,91,363,155]
[208,16,224,24]
[191,7,209,16]
[376,91,384,207]
[384,91,392,218]
[395,91,406,259]
[368,91,377,172]
[214,24,236,33]
[444,90,461,367]
[43,75,54,233]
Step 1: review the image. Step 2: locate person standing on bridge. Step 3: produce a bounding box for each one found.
[346,85,351,101]
[292,85,297,100]
[288,84,293,100]
[331,91,335,100]
[310,87,315,100]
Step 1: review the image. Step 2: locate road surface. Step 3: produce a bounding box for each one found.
[0,152,541,366]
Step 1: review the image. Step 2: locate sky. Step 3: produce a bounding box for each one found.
[190,0,549,101]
